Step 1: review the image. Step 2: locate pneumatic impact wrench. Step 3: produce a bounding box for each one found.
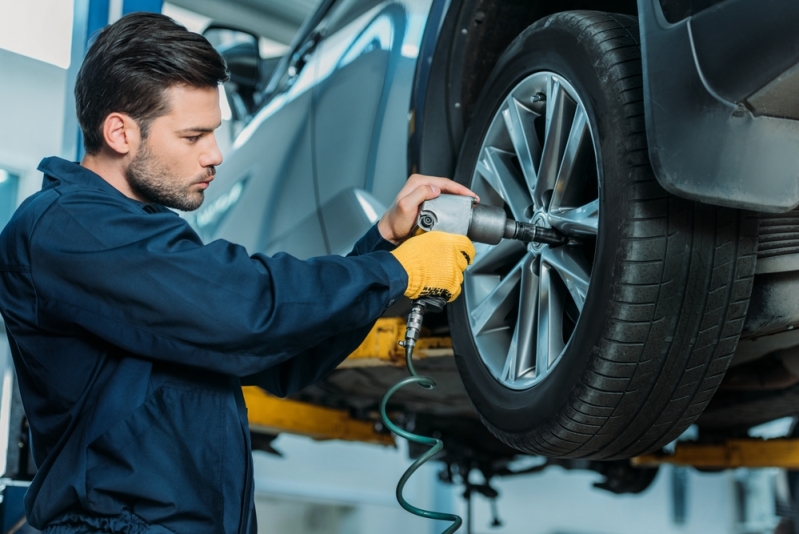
[401,193,567,355]
[380,194,567,533]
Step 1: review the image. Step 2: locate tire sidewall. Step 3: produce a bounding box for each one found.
[450,20,632,433]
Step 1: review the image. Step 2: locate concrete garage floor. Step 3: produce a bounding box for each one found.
[251,434,755,534]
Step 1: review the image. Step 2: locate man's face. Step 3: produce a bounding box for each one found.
[126,85,223,211]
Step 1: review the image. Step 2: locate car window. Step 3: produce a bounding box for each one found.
[260,0,338,101]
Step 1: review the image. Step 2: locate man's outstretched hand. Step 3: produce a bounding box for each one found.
[377,174,478,245]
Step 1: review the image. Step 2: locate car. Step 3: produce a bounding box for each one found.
[192,0,799,489]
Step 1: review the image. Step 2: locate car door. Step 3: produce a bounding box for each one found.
[311,0,434,255]
[191,3,333,260]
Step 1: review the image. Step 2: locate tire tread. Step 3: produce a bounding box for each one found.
[474,11,757,459]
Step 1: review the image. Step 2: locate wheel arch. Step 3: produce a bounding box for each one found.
[409,0,638,180]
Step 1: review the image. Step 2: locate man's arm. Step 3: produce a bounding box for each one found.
[29,193,407,378]
[240,322,373,396]
[25,175,473,383]
[239,225,396,395]
[240,225,394,395]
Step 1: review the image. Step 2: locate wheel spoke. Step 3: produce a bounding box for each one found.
[535,77,576,209]
[476,147,532,221]
[469,239,526,275]
[503,254,538,383]
[542,246,591,313]
[470,259,523,336]
[549,199,599,237]
[466,70,599,390]
[550,107,590,212]
[536,261,565,374]
[502,97,541,196]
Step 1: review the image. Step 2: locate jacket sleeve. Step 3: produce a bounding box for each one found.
[240,323,375,396]
[346,223,397,257]
[29,194,407,377]
[241,223,400,396]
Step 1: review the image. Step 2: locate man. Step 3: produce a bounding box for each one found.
[0,12,475,534]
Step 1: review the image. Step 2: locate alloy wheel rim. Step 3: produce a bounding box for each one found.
[465,71,600,391]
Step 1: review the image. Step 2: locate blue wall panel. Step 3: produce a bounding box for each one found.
[86,0,110,43]
[122,0,164,16]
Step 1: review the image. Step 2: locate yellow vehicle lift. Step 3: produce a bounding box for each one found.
[243,386,394,446]
[633,438,799,469]
[244,318,799,470]
[336,317,453,368]
[243,317,452,446]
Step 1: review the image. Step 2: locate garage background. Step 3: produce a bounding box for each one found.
[0,1,784,532]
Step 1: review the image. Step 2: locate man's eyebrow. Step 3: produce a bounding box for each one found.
[177,123,222,134]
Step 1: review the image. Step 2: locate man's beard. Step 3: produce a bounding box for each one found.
[126,143,214,212]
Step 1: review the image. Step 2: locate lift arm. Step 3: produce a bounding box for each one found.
[243,386,394,446]
[633,438,799,469]
[336,317,452,368]
[247,318,799,469]
[243,317,451,445]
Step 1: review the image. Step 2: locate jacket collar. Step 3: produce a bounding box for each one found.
[38,156,127,198]
[36,156,174,214]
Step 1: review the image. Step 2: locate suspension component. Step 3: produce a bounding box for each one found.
[504,219,567,246]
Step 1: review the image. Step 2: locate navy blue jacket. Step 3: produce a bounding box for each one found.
[0,157,407,533]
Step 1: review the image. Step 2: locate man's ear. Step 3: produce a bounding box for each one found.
[102,113,140,156]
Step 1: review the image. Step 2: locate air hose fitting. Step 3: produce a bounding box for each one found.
[379,296,463,533]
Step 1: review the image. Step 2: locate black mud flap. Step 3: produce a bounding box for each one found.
[639,0,799,212]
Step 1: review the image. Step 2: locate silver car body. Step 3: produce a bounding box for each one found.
[189,0,436,259]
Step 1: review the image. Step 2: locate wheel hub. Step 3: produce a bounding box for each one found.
[464,71,600,391]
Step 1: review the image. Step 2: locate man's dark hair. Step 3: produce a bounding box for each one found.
[75,12,229,155]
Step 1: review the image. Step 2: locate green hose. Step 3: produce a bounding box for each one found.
[379,345,463,533]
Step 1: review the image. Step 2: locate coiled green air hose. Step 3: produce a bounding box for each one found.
[379,298,463,533]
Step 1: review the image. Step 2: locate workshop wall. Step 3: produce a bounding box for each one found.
[0,43,71,474]
[0,0,167,489]
[0,49,68,210]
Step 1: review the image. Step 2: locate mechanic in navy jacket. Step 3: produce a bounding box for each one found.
[0,12,476,534]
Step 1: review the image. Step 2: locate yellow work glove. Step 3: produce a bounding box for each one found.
[390,231,475,303]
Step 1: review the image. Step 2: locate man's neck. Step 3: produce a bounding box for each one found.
[82,152,147,203]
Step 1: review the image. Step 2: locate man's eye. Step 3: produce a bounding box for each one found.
[186,135,201,143]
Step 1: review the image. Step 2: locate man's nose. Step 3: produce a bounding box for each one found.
[200,135,224,168]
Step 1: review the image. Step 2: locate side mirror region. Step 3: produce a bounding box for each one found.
[203,25,280,126]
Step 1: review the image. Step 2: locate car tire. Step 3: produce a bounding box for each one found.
[448,11,759,460]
